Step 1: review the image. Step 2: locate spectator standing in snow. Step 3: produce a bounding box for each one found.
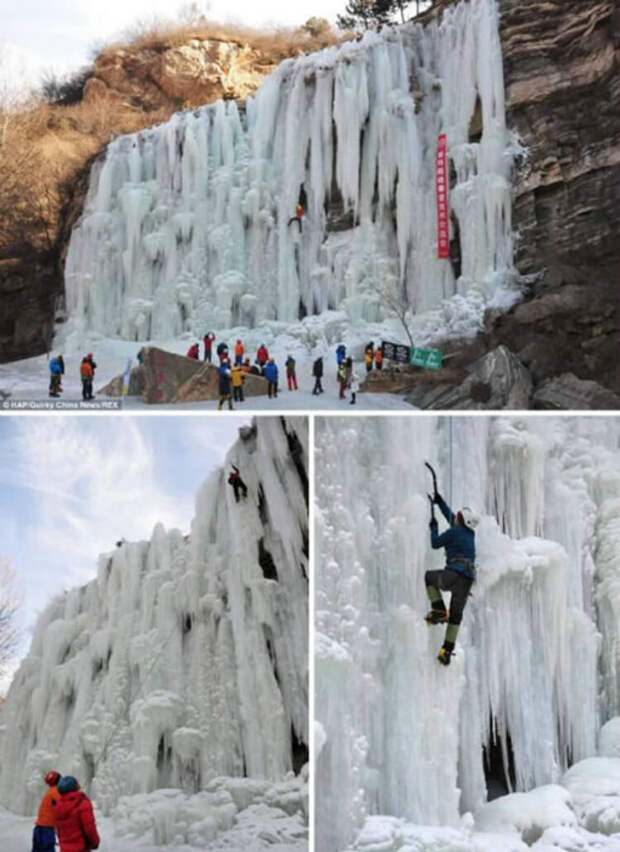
[264,358,279,398]
[349,368,359,405]
[218,359,234,410]
[231,363,245,403]
[337,361,348,400]
[203,332,215,362]
[312,357,324,395]
[234,339,244,366]
[55,776,100,852]
[374,346,383,371]
[79,358,94,401]
[242,357,252,373]
[336,344,346,376]
[256,344,269,372]
[32,771,60,852]
[84,353,96,377]
[364,343,374,373]
[228,465,248,503]
[49,356,63,398]
[216,341,229,364]
[186,343,200,360]
[285,355,298,391]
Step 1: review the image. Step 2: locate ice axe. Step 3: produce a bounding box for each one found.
[425,461,439,521]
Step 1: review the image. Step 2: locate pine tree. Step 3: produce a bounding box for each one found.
[337,0,395,31]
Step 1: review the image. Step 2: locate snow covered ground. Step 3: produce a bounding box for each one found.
[0,775,308,851]
[0,321,414,410]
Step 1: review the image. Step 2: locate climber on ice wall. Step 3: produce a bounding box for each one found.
[32,771,60,852]
[287,202,304,232]
[228,465,248,503]
[424,462,479,666]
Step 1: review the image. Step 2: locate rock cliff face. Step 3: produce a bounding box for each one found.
[501,0,620,276]
[482,0,620,403]
[84,38,279,113]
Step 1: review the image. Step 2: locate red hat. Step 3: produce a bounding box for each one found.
[44,771,61,786]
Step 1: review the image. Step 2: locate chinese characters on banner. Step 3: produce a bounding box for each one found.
[436,134,449,259]
[381,342,411,364]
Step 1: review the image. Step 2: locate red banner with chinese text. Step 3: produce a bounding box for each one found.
[436,134,449,259]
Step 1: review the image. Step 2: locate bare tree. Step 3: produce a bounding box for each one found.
[0,558,20,680]
[373,277,416,350]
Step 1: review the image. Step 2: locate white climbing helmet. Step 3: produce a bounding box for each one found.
[460,507,480,530]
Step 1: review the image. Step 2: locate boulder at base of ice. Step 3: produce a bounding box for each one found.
[405,347,532,410]
[99,365,145,397]
[140,346,207,403]
[599,719,620,759]
[533,374,620,411]
[173,364,268,402]
[474,785,576,845]
[562,757,620,811]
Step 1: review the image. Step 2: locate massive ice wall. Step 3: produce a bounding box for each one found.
[0,417,308,817]
[63,0,514,344]
[315,417,620,852]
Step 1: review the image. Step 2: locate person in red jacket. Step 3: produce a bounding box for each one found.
[32,770,60,852]
[186,343,200,360]
[55,776,100,852]
[256,344,269,372]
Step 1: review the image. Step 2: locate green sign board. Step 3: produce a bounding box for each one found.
[410,347,443,370]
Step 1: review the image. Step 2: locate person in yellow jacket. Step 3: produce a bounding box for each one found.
[364,346,374,373]
[231,363,245,403]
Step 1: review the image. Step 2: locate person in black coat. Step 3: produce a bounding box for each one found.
[312,357,324,395]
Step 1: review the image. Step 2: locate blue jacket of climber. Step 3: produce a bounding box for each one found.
[430,495,476,579]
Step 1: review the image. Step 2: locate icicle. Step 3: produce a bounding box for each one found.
[61,0,517,347]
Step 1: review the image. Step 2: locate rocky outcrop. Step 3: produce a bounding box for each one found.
[500,0,620,277]
[533,373,620,410]
[396,346,532,409]
[85,38,279,112]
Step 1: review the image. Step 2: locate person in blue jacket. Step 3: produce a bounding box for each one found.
[264,358,278,399]
[49,355,63,397]
[218,359,233,410]
[425,491,479,666]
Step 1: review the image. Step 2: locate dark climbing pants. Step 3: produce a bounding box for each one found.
[32,825,56,852]
[233,386,244,402]
[268,381,278,398]
[425,568,473,645]
[82,377,93,400]
[312,378,323,394]
[218,393,233,410]
[232,481,247,503]
[287,216,302,233]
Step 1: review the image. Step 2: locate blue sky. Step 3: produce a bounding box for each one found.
[1,0,344,80]
[0,413,250,691]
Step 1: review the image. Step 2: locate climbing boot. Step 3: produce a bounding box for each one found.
[437,642,455,666]
[425,608,449,625]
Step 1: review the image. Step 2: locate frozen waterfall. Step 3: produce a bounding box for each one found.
[63,0,515,346]
[0,417,308,821]
[315,416,620,852]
